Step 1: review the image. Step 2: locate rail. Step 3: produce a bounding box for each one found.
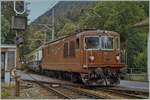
[23,73,149,99]
[63,86,107,99]
[27,74,71,99]
[95,87,148,99]
[25,74,107,99]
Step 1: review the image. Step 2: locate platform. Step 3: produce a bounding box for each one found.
[20,71,149,92]
[118,80,149,92]
[20,72,80,86]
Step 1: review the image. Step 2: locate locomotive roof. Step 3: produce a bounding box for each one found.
[25,29,119,56]
[44,29,119,46]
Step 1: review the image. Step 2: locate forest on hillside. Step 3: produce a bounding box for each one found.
[1,1,149,71]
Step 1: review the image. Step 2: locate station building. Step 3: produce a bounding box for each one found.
[1,44,17,83]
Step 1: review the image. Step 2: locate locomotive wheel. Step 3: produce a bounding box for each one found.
[70,73,81,83]
[80,68,120,86]
[94,68,106,85]
[103,68,120,86]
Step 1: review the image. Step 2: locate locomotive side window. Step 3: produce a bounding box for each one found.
[114,37,119,49]
[101,36,113,50]
[69,41,75,57]
[85,37,100,49]
[64,42,69,57]
[76,38,79,49]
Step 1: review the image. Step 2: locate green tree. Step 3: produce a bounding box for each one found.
[78,1,148,68]
[58,22,76,36]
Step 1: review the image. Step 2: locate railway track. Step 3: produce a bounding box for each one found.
[106,87,149,97]
[27,74,71,99]
[89,87,149,99]
[23,73,149,99]
[26,74,106,99]
[48,85,104,99]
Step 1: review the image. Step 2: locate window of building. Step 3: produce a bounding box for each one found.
[7,51,15,70]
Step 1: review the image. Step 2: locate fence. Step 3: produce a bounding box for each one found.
[120,49,148,81]
[124,68,148,82]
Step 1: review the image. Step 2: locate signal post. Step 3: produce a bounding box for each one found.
[11,0,27,96]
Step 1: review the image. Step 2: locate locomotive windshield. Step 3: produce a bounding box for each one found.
[85,37,100,49]
[85,36,117,50]
[101,36,113,49]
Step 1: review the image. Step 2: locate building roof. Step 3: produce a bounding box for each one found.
[0,44,17,49]
[134,18,149,27]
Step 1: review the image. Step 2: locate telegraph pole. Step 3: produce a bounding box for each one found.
[52,7,55,41]
[32,7,55,42]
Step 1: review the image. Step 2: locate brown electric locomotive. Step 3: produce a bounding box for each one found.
[41,29,127,86]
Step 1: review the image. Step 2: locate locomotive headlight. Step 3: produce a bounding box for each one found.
[89,56,95,61]
[116,55,120,61]
[83,65,88,68]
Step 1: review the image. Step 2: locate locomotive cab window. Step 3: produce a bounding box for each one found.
[85,37,100,49]
[85,37,100,50]
[101,36,113,50]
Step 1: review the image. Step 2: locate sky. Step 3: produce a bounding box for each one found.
[28,0,59,23]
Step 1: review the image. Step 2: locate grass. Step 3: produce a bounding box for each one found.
[1,82,15,99]
[1,91,11,98]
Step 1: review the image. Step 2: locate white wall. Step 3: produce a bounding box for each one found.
[34,49,42,61]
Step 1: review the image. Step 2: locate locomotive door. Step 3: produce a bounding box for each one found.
[82,35,88,68]
[83,48,88,68]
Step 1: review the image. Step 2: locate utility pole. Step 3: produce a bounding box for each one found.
[31,6,55,42]
[44,29,47,43]
[52,7,55,41]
